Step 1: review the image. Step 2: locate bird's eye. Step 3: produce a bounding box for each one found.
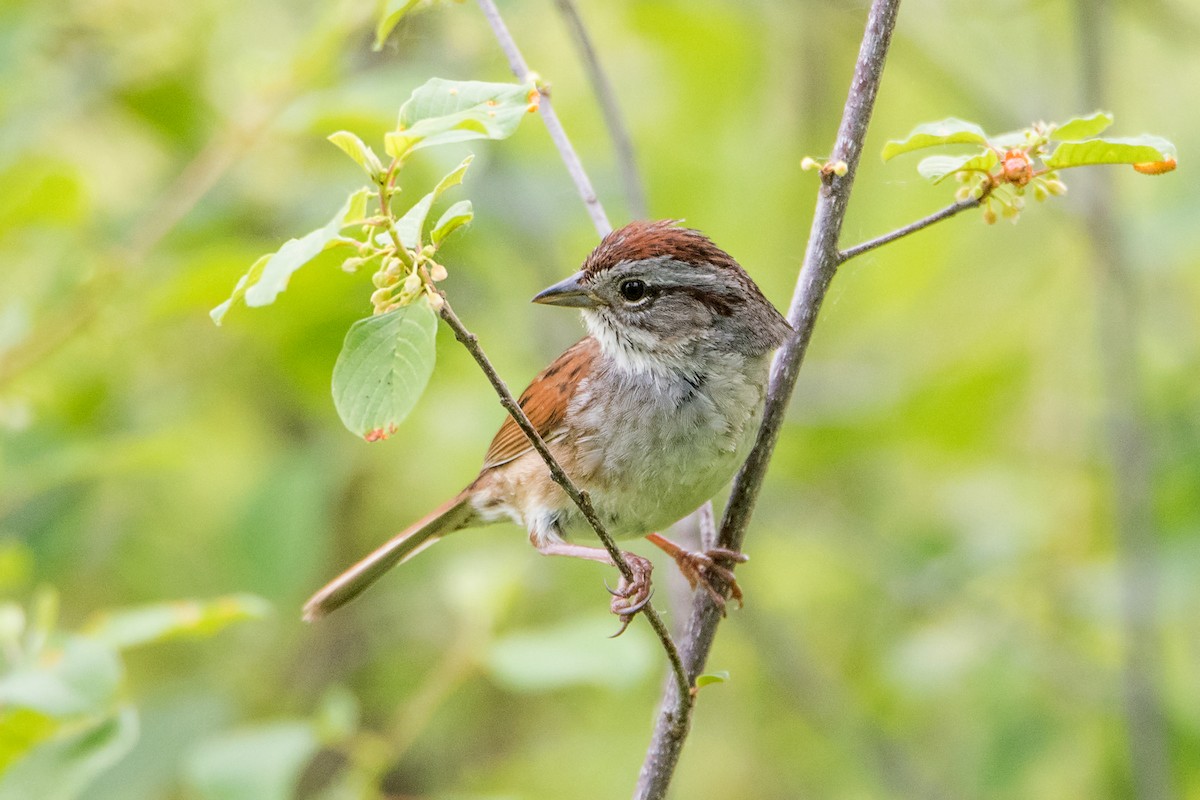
[618,279,647,303]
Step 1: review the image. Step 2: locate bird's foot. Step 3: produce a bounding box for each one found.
[606,553,654,637]
[670,546,748,614]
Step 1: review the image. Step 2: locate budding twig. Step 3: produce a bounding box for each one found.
[552,0,648,219]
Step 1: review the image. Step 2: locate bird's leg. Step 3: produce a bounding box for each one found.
[533,538,653,636]
[645,532,748,614]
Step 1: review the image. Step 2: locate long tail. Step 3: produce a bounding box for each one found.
[303,491,476,621]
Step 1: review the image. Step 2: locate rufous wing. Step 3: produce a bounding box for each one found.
[481,336,599,471]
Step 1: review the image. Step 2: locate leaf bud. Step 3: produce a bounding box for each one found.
[1044,179,1068,196]
[831,160,849,177]
[800,157,820,172]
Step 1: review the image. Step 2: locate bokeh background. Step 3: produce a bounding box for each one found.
[1,0,1197,797]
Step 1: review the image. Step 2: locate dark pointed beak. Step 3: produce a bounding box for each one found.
[531,271,601,308]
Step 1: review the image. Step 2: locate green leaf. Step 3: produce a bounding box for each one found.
[1050,111,1114,141]
[327,131,384,178]
[210,188,372,325]
[84,594,271,651]
[374,0,422,50]
[384,79,536,160]
[0,707,138,800]
[881,118,991,161]
[209,254,268,326]
[183,721,319,800]
[917,150,999,184]
[695,670,730,688]
[1044,135,1177,169]
[486,617,655,691]
[431,200,474,246]
[0,636,121,718]
[331,300,438,440]
[394,155,472,249]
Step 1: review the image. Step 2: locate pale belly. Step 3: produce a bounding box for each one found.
[554,355,769,541]
[469,351,771,545]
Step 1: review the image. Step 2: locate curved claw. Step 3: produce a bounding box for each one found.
[609,615,635,638]
[609,590,654,638]
[603,579,622,597]
[621,587,654,616]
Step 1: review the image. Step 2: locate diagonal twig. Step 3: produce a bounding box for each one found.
[838,195,982,262]
[437,299,690,706]
[470,0,691,703]
[552,0,648,219]
[476,0,612,236]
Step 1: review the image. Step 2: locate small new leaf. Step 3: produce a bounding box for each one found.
[695,671,730,689]
[1044,135,1177,169]
[374,0,422,50]
[917,151,999,184]
[327,131,385,179]
[210,188,372,324]
[332,300,438,440]
[1050,111,1114,141]
[431,200,473,246]
[394,156,473,249]
[384,78,536,160]
[209,254,268,326]
[882,118,990,161]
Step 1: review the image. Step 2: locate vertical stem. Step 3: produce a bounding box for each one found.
[633,2,903,797]
[1075,1,1173,797]
[476,0,612,237]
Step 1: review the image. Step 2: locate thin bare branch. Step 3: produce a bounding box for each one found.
[634,1,903,796]
[436,298,690,706]
[838,195,981,263]
[476,0,612,237]
[552,0,648,219]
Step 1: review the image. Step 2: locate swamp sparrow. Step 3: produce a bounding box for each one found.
[304,220,791,628]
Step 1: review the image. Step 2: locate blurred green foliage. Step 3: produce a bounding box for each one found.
[0,0,1197,797]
